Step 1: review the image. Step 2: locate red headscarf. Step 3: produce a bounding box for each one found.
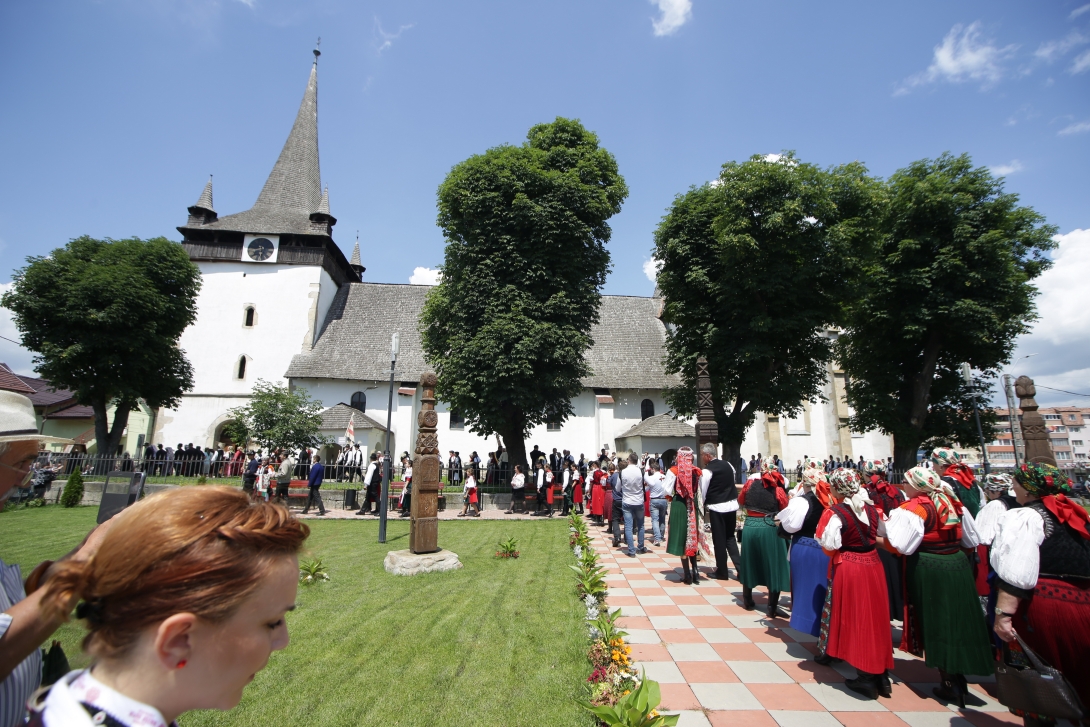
[943,462,977,490]
[675,447,695,500]
[760,468,789,510]
[1043,494,1090,540]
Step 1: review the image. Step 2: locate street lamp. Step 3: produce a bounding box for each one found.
[378,332,399,544]
[1002,353,1037,468]
[961,363,990,476]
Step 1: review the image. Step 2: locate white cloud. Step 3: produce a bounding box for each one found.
[989,160,1024,176]
[0,282,36,376]
[1071,3,1090,19]
[1071,49,1090,73]
[896,22,1017,95]
[1059,120,1090,135]
[650,0,692,37]
[409,267,441,286]
[235,0,256,7]
[375,17,414,54]
[643,258,663,282]
[1034,30,1088,64]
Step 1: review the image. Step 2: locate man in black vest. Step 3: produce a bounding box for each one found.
[700,443,742,581]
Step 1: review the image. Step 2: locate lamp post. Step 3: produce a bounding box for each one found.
[1002,353,1037,468]
[961,363,990,475]
[378,332,399,544]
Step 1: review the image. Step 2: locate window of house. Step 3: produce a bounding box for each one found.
[1044,414,1061,420]
[1053,438,1070,446]
[1057,451,1073,460]
[450,410,465,430]
[244,306,255,327]
[236,356,247,380]
[350,391,366,412]
[547,416,562,431]
[1072,440,1084,446]
[641,399,655,420]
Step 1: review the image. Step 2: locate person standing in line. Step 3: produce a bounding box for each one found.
[931,447,985,518]
[302,455,326,516]
[664,448,707,584]
[973,473,1019,652]
[485,452,498,486]
[644,461,668,547]
[619,453,648,557]
[334,446,346,482]
[776,465,832,637]
[609,463,624,548]
[698,444,741,581]
[862,459,907,621]
[507,465,526,514]
[571,462,584,515]
[529,445,544,471]
[399,458,413,517]
[557,463,572,517]
[549,448,562,480]
[589,461,607,525]
[256,457,272,501]
[737,463,790,616]
[242,452,259,501]
[459,468,480,517]
[276,450,295,504]
[533,461,549,515]
[355,453,379,516]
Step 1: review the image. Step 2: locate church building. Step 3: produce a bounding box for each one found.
[157,51,892,468]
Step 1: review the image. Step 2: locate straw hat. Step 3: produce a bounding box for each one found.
[0,391,75,445]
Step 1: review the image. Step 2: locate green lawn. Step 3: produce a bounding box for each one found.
[0,505,593,727]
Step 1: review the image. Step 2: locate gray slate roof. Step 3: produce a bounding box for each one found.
[318,403,387,432]
[184,62,325,236]
[616,414,695,439]
[285,284,679,390]
[192,179,214,213]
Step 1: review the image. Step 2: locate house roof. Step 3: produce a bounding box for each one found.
[284,284,679,390]
[4,369,78,408]
[318,403,388,432]
[0,364,36,394]
[616,414,695,440]
[45,403,95,420]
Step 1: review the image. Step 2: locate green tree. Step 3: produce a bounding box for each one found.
[421,117,628,471]
[837,153,1055,469]
[59,469,84,508]
[2,236,201,458]
[654,153,886,464]
[224,379,326,453]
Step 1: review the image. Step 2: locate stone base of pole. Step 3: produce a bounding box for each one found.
[383,549,463,576]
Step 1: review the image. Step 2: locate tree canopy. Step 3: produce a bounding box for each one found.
[2,236,201,457]
[837,153,1056,469]
[654,153,886,463]
[224,379,326,453]
[420,117,628,471]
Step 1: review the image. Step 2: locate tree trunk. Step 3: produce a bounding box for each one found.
[91,398,132,474]
[498,426,528,480]
[892,439,921,474]
[892,330,944,475]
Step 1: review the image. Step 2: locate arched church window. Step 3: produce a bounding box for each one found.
[350,391,366,412]
[450,410,465,430]
[236,356,248,380]
[244,306,256,327]
[641,399,655,420]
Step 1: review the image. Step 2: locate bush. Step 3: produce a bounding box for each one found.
[60,470,84,508]
[299,558,330,585]
[495,536,520,559]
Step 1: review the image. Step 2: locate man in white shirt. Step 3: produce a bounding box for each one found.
[644,462,669,546]
[356,452,380,516]
[699,443,741,581]
[620,453,649,557]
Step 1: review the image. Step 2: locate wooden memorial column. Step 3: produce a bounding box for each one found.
[1015,376,1057,467]
[695,357,719,452]
[410,371,442,553]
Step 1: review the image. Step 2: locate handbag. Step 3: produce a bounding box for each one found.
[994,632,1087,721]
[40,640,70,687]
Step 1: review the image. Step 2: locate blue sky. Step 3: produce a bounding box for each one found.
[1,0,1088,405]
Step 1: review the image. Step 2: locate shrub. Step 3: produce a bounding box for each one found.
[495,536,520,559]
[581,671,677,727]
[299,558,330,585]
[60,470,84,508]
[196,475,208,485]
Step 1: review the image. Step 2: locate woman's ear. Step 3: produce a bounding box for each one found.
[154,613,197,670]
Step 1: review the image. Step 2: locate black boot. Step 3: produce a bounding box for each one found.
[767,591,786,618]
[813,651,835,666]
[742,586,756,610]
[933,671,966,709]
[681,559,692,585]
[689,556,701,584]
[845,671,880,700]
[878,672,893,699]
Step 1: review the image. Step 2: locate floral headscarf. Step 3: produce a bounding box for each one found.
[801,466,833,509]
[1014,463,1089,540]
[862,459,887,476]
[982,473,1013,494]
[675,447,695,500]
[905,465,960,528]
[930,447,961,467]
[829,468,872,522]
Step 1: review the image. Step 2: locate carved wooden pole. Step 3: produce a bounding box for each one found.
[695,357,719,453]
[410,372,441,553]
[1015,376,1057,467]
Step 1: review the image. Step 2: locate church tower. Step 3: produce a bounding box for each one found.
[157,47,360,449]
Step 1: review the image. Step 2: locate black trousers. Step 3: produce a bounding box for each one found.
[303,486,326,514]
[611,499,624,542]
[364,484,380,512]
[709,509,741,577]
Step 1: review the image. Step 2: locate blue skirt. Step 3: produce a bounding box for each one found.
[789,536,830,637]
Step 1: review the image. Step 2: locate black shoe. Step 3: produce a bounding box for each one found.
[878,674,893,699]
[933,673,966,709]
[682,572,693,585]
[691,571,701,584]
[845,674,879,700]
[742,586,756,611]
[813,652,834,666]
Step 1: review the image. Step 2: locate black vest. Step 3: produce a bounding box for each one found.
[743,480,779,514]
[796,492,825,539]
[1029,501,1090,581]
[704,459,738,506]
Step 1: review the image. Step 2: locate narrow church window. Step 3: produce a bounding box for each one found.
[547,416,562,432]
[244,306,255,327]
[237,356,247,380]
[641,399,655,420]
[450,410,465,430]
[350,391,366,412]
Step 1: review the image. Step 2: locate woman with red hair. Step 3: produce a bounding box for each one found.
[737,463,790,616]
[28,487,309,726]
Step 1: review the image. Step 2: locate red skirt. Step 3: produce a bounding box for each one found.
[573,482,583,503]
[645,490,651,517]
[822,550,895,675]
[590,485,605,515]
[973,545,990,597]
[603,490,614,520]
[546,485,554,504]
[1014,577,1090,709]
[468,488,478,504]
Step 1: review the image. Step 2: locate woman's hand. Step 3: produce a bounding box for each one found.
[994,614,1017,643]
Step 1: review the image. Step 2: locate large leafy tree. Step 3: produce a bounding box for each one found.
[224,379,326,453]
[421,117,628,472]
[654,153,886,464]
[838,153,1055,469]
[2,236,201,457]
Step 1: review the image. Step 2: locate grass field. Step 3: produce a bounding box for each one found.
[0,505,593,727]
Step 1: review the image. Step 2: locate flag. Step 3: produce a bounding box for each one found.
[346,414,355,443]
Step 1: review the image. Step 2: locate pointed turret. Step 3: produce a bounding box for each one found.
[349,233,365,280]
[186,176,217,225]
[309,186,336,233]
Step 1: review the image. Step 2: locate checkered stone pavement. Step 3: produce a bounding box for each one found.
[591,525,1016,727]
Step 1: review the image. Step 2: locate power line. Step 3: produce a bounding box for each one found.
[0,334,22,346]
[1036,385,1090,398]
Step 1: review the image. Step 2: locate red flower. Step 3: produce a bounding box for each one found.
[1045,476,1054,486]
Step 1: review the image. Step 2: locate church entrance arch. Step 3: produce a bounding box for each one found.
[214,420,240,448]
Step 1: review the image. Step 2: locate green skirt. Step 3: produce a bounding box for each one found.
[739,515,790,591]
[905,551,994,676]
[665,498,690,557]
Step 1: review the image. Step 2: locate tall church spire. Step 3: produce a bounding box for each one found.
[253,48,322,215]
[349,232,365,280]
[186,176,216,225]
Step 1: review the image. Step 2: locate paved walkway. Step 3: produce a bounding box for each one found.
[590,523,1016,727]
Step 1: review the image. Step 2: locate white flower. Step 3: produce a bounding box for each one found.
[589,626,601,639]
[573,545,583,558]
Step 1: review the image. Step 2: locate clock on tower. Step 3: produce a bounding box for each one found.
[242,234,279,263]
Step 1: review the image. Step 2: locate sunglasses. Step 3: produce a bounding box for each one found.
[0,459,36,489]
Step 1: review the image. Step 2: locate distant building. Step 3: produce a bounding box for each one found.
[987,406,1089,471]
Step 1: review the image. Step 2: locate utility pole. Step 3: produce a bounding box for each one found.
[961,363,991,475]
[378,332,399,544]
[1003,374,1025,468]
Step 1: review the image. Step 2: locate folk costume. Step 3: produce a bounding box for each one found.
[885,466,993,708]
[863,459,907,621]
[534,466,550,515]
[737,465,790,616]
[665,447,707,585]
[975,473,1019,649]
[990,464,1090,714]
[589,466,607,524]
[814,468,894,700]
[931,447,985,518]
[777,465,832,636]
[702,456,742,581]
[572,470,584,514]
